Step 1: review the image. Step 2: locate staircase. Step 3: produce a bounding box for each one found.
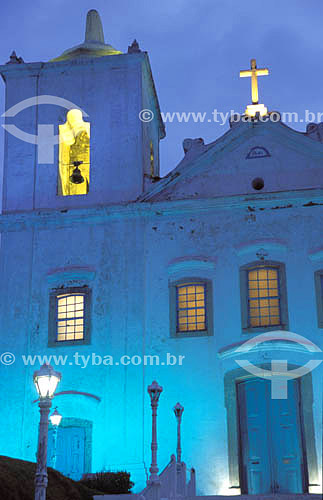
[141,454,196,500]
[94,454,196,500]
[93,458,321,500]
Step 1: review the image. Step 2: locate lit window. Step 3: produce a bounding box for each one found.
[49,287,91,346]
[240,262,289,332]
[176,283,207,332]
[58,109,90,196]
[56,294,85,341]
[247,268,281,327]
[170,279,213,338]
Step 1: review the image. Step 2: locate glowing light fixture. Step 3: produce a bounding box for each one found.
[245,103,268,117]
[49,407,62,427]
[33,363,62,400]
[33,364,62,500]
[240,59,269,117]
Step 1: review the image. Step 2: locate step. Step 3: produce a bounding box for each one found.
[94,495,322,500]
[193,495,321,500]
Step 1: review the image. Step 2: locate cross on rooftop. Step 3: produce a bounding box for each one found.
[240,58,270,117]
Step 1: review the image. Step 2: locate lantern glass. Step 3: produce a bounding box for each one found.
[50,408,62,427]
[148,381,163,402]
[33,364,61,399]
[174,402,184,417]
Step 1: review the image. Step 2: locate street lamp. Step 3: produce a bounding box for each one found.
[49,407,62,470]
[33,364,62,500]
[173,403,184,463]
[49,407,62,427]
[147,381,163,484]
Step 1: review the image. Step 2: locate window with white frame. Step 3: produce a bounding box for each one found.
[247,267,281,327]
[169,278,213,337]
[49,287,91,345]
[56,293,85,341]
[176,282,207,332]
[240,262,289,332]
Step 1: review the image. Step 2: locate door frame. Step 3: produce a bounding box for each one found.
[224,366,318,494]
[236,377,307,494]
[48,417,93,476]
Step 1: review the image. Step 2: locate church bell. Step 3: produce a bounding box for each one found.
[70,161,85,184]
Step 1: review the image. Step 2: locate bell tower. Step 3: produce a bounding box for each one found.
[0,10,165,212]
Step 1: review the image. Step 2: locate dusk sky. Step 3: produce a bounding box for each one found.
[1,1,323,176]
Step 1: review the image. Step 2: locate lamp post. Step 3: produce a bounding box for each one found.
[49,407,62,470]
[33,364,62,500]
[147,380,163,484]
[173,403,184,464]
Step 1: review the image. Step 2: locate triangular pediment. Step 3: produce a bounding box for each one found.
[142,119,323,202]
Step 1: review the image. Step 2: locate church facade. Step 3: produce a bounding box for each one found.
[0,10,322,497]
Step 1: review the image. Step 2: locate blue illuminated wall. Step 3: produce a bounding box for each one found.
[0,39,322,496]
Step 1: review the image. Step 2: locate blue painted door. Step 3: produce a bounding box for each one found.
[47,426,85,480]
[237,378,305,494]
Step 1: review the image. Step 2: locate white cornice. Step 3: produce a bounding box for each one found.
[0,187,322,232]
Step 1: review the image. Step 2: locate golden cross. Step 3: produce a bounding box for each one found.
[240,59,269,104]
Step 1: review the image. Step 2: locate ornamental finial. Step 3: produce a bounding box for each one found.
[7,50,24,65]
[85,10,105,44]
[128,39,141,54]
